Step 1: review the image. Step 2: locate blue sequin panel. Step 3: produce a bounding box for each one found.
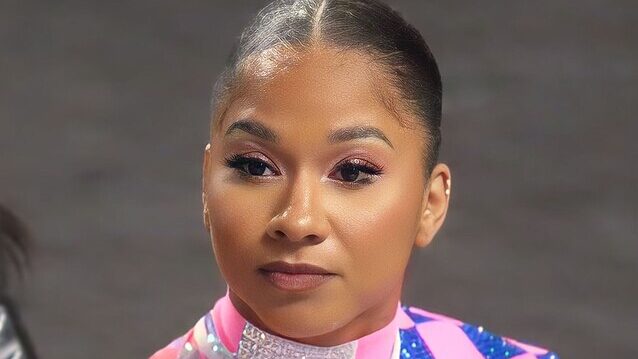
[460,324,525,359]
[399,327,435,359]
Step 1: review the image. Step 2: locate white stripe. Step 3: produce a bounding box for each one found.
[390,330,401,359]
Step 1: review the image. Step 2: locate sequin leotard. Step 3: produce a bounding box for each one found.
[150,293,558,359]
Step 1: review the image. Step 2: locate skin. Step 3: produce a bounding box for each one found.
[201,45,451,346]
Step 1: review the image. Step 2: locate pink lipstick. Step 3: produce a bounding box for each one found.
[258,261,336,292]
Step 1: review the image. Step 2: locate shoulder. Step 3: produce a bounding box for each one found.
[398,305,559,359]
[149,310,231,359]
[149,327,193,359]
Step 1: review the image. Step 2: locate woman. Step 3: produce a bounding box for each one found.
[0,205,38,359]
[152,0,558,358]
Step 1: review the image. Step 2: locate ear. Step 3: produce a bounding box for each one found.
[202,143,212,231]
[414,163,451,248]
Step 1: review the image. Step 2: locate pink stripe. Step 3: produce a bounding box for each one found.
[408,306,463,326]
[355,303,402,358]
[397,306,415,330]
[511,354,539,359]
[212,293,246,353]
[506,337,550,355]
[417,321,484,359]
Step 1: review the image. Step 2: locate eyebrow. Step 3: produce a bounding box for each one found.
[225,118,394,149]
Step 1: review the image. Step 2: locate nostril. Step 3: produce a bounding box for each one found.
[271,230,323,244]
[306,234,323,244]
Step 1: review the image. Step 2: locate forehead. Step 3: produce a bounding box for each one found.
[216,46,420,149]
[255,47,381,112]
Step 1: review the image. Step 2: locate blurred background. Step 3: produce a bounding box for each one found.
[1,0,636,357]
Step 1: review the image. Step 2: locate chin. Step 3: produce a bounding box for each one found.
[254,296,356,343]
[261,313,348,343]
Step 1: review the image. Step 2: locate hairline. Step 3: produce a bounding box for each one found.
[210,43,427,139]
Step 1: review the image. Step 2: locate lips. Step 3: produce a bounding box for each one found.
[258,261,336,291]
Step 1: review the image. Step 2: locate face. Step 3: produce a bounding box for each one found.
[202,46,451,345]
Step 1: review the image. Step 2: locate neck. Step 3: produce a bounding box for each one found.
[214,289,401,357]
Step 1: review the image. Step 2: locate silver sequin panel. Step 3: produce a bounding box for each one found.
[237,322,357,359]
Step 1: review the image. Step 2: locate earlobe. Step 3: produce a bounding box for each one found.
[414,204,435,248]
[414,163,451,248]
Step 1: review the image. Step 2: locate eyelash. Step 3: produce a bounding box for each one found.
[223,154,384,187]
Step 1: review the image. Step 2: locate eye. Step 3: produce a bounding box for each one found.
[330,158,384,186]
[224,154,278,177]
[224,154,383,186]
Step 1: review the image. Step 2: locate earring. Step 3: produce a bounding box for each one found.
[445,178,451,197]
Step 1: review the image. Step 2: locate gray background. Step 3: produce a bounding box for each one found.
[2,0,637,358]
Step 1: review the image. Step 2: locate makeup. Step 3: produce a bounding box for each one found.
[258,261,336,292]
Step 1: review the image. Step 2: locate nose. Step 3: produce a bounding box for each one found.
[265,170,330,245]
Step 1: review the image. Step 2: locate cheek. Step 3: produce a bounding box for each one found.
[331,178,422,292]
[205,173,271,276]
